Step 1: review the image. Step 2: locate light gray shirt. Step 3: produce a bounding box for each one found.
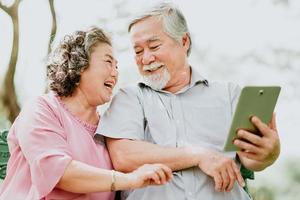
[97,67,251,200]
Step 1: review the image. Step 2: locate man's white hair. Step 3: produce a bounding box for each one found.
[128,2,192,56]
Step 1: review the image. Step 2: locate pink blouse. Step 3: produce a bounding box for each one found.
[0,93,115,200]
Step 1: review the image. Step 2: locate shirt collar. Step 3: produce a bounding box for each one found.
[190,66,209,87]
[137,66,209,93]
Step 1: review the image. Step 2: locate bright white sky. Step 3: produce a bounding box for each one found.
[1,0,300,187]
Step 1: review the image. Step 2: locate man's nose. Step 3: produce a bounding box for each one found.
[142,50,155,65]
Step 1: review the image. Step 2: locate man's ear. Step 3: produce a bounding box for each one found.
[181,33,190,53]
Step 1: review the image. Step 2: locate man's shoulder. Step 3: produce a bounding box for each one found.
[116,84,140,96]
[198,80,240,97]
[208,80,239,88]
[117,83,153,97]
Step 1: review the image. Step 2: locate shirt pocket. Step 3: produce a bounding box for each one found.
[143,103,177,147]
[186,106,231,150]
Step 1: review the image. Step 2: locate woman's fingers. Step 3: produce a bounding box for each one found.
[144,164,173,185]
[149,171,161,184]
[154,167,166,184]
[159,164,173,182]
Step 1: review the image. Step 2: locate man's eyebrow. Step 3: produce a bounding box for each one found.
[133,37,161,49]
[147,36,161,43]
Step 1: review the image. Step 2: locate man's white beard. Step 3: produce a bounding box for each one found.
[142,67,171,90]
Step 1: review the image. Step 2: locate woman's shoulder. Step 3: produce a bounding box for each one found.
[19,92,61,119]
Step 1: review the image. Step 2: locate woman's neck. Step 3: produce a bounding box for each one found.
[60,90,99,125]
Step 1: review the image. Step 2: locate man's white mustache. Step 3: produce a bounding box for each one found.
[143,62,164,71]
[142,67,171,90]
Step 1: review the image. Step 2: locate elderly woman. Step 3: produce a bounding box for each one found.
[0,27,172,200]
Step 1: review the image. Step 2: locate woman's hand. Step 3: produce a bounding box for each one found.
[126,163,173,189]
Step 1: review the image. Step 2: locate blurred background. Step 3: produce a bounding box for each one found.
[0,0,299,199]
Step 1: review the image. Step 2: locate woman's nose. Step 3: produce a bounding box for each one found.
[111,64,118,77]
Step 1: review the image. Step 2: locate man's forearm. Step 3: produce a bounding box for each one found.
[106,138,200,172]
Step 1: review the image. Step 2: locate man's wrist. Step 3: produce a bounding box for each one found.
[184,146,204,167]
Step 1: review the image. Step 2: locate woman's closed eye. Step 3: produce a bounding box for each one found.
[105,59,118,70]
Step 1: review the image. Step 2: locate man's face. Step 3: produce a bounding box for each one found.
[129,16,189,90]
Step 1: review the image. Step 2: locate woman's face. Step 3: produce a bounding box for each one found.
[78,43,118,106]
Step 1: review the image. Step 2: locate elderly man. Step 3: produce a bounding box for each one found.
[97,2,280,200]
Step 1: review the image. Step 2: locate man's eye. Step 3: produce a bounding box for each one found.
[106,60,112,64]
[135,50,143,55]
[150,45,160,50]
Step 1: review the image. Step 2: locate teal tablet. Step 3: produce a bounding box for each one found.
[223,86,281,152]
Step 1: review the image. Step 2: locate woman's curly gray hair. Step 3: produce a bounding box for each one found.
[47,27,111,97]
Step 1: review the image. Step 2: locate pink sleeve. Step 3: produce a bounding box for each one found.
[16,97,72,198]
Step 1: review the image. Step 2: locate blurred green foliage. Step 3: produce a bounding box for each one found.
[251,186,275,200]
[0,104,10,130]
[0,116,10,131]
[249,159,300,200]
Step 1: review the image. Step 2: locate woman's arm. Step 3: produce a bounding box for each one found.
[106,138,245,192]
[56,160,172,193]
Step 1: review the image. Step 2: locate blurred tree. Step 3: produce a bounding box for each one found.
[0,0,22,123]
[272,0,290,6]
[0,0,57,123]
[45,0,57,93]
[47,0,57,55]
[105,0,131,53]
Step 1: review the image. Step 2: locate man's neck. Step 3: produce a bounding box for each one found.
[163,66,191,93]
